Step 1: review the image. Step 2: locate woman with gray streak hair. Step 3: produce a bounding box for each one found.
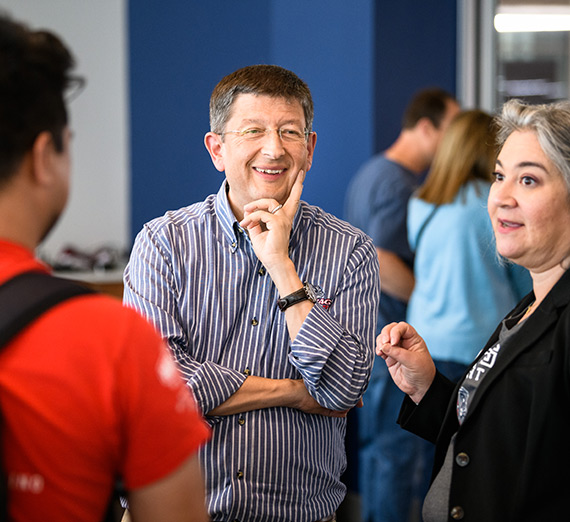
[377,99,570,521]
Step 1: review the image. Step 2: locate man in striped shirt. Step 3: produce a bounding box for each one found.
[124,65,380,522]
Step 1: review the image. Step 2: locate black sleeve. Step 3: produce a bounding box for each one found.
[397,370,458,444]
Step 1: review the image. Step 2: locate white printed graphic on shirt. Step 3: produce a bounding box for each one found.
[457,343,501,424]
[466,343,501,382]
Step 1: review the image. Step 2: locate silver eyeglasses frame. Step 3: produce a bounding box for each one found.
[219,127,311,143]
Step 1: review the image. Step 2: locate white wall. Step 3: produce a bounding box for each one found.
[0,0,129,262]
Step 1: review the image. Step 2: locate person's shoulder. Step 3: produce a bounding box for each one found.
[408,196,435,223]
[301,202,375,245]
[463,179,491,201]
[54,292,159,339]
[145,195,217,231]
[353,153,397,180]
[409,194,432,210]
[347,154,405,203]
[455,181,493,221]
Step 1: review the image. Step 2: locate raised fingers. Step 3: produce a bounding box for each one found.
[282,170,305,217]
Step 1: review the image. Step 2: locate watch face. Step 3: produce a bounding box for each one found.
[304,282,320,303]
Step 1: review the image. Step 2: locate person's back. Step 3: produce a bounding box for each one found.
[344,87,459,522]
[403,110,531,516]
[0,242,210,521]
[407,109,531,375]
[345,154,419,329]
[408,179,531,367]
[0,13,210,521]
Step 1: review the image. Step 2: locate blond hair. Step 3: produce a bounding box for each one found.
[417,109,496,205]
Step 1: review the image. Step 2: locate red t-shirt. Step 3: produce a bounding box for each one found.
[0,240,210,521]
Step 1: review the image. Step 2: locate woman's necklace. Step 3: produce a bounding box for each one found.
[521,300,536,322]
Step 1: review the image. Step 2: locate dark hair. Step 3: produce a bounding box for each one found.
[0,14,82,183]
[209,64,314,134]
[401,87,456,130]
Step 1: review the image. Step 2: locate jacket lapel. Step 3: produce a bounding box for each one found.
[460,269,570,422]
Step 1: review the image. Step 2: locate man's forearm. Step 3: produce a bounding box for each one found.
[264,258,314,342]
[207,375,294,416]
[207,376,347,417]
[376,247,414,301]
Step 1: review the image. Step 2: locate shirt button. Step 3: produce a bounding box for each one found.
[236,470,244,479]
[251,317,258,326]
[258,267,266,276]
[455,452,470,467]
[450,506,464,519]
[238,416,245,425]
[243,368,251,376]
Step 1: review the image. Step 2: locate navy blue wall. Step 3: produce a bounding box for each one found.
[374,1,458,151]
[129,1,456,242]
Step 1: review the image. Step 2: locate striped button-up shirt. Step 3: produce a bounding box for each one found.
[123,181,380,522]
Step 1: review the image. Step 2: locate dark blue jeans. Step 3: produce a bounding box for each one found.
[357,359,467,522]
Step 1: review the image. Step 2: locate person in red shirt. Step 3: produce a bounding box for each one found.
[0,13,210,522]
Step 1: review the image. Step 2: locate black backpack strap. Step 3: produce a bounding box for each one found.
[413,205,439,252]
[0,271,94,346]
[0,271,94,522]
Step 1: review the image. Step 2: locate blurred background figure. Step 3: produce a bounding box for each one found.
[405,109,531,506]
[344,88,459,522]
[408,109,531,380]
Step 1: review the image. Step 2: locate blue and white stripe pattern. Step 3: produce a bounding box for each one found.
[124,181,380,521]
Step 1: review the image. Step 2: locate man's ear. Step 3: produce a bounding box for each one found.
[304,131,317,172]
[204,132,225,172]
[417,117,441,143]
[30,131,57,185]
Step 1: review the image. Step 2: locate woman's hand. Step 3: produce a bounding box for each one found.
[376,322,436,404]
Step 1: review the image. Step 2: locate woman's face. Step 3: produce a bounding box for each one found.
[488,130,570,273]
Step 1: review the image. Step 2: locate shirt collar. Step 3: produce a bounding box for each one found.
[0,239,50,285]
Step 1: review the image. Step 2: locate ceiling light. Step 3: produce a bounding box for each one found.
[495,5,570,32]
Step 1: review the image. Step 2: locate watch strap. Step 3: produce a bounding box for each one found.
[277,287,308,312]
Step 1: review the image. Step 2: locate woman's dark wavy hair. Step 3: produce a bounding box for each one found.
[0,14,83,183]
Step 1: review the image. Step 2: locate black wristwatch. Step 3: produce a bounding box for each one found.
[277,281,318,312]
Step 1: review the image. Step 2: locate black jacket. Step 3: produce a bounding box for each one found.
[399,268,570,521]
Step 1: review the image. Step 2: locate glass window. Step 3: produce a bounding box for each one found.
[458,0,570,111]
[495,1,570,106]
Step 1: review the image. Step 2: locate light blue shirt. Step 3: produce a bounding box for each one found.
[123,181,380,521]
[407,180,531,366]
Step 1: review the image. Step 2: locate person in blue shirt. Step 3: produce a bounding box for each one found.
[345,88,459,522]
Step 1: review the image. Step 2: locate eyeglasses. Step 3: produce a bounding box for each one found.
[220,127,311,144]
[65,75,86,103]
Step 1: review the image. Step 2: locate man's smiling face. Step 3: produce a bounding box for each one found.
[205,93,316,221]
